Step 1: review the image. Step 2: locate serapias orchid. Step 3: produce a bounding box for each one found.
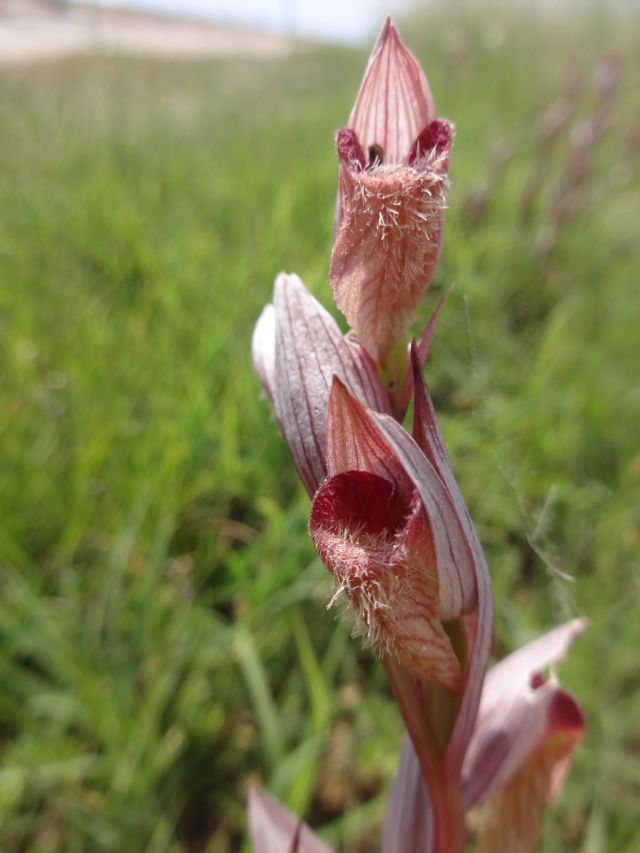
[250,15,585,853]
[331,18,453,369]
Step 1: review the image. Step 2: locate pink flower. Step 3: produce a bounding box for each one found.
[330,18,453,366]
[310,416,465,693]
[383,619,586,852]
[461,619,586,852]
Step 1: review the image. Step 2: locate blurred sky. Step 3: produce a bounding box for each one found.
[73,0,419,43]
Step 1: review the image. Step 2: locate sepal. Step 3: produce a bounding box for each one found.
[248,786,334,853]
[253,273,390,495]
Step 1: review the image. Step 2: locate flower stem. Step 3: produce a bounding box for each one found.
[383,658,466,852]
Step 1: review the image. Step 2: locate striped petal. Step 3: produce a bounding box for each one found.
[410,346,494,778]
[461,618,587,810]
[248,786,334,853]
[253,272,390,495]
[252,303,276,404]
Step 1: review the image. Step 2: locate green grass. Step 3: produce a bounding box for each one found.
[0,3,639,850]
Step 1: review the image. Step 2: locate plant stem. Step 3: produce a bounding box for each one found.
[383,658,466,852]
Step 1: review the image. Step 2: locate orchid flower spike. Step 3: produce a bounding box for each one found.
[331,18,453,367]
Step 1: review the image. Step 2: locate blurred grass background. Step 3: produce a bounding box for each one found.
[0,1,639,850]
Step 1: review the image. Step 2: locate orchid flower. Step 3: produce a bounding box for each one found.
[384,619,586,852]
[330,18,453,369]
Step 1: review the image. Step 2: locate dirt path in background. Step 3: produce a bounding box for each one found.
[0,0,296,64]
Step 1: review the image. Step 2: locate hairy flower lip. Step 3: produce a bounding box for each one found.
[330,160,450,365]
[311,468,408,540]
[338,157,450,193]
[310,375,494,707]
[310,469,464,692]
[325,376,479,622]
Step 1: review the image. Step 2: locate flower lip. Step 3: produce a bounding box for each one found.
[325,375,480,622]
[329,158,450,365]
[310,468,464,692]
